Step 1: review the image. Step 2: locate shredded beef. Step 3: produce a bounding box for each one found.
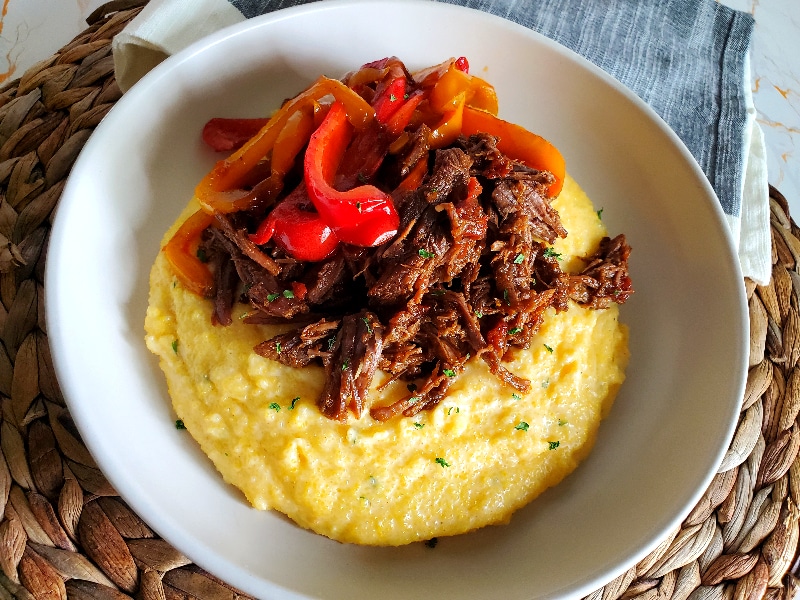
[196,126,633,421]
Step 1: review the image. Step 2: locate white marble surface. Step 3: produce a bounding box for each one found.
[1,0,799,216]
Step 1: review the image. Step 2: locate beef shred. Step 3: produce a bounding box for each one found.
[199,128,633,421]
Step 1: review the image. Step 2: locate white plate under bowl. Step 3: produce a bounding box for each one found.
[46,1,748,598]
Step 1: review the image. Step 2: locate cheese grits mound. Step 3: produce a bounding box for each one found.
[145,175,629,546]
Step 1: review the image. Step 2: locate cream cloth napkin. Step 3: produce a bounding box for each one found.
[112,0,771,285]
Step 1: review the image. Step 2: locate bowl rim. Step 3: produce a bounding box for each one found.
[45,1,749,598]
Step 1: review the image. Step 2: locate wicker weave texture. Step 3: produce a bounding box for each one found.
[0,4,798,600]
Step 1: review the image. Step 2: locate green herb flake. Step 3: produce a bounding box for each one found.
[327,337,336,351]
[175,419,186,430]
[508,327,522,335]
[515,421,529,431]
[425,537,439,548]
[543,247,562,260]
[267,293,280,302]
[413,422,425,429]
[290,397,300,410]
[443,368,456,377]
[548,440,561,450]
[362,316,372,333]
[512,393,522,401]
[196,248,208,263]
[282,289,295,299]
[544,344,554,353]
[389,94,397,102]
[435,457,450,468]
[409,396,421,404]
[446,407,460,416]
[418,248,435,259]
[558,418,568,426]
[275,342,282,354]
[342,360,350,371]
[542,378,550,389]
[513,253,525,264]
[171,339,179,354]
[269,402,281,412]
[475,310,483,318]
[597,208,604,220]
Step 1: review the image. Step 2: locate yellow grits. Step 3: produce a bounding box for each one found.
[144,174,629,546]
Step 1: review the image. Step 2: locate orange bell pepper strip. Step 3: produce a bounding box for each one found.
[304,101,399,247]
[428,92,465,149]
[163,209,215,297]
[195,77,375,211]
[428,62,499,115]
[461,106,565,197]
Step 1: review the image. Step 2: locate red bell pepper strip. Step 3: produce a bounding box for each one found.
[202,118,269,152]
[304,101,399,247]
[249,186,339,262]
[163,209,215,297]
[461,106,565,197]
[373,76,407,124]
[385,91,423,136]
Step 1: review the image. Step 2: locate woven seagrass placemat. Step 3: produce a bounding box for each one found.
[1,3,798,599]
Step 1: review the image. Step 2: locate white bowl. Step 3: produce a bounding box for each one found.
[46,1,748,598]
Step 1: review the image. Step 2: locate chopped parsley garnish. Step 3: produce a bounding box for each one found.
[389,94,397,102]
[275,342,282,354]
[435,457,450,468]
[362,317,372,333]
[515,421,529,431]
[269,402,281,412]
[267,293,280,302]
[446,407,460,416]
[543,247,562,259]
[512,393,522,401]
[513,253,525,264]
[508,327,522,335]
[503,289,510,304]
[558,418,568,426]
[290,397,300,409]
[443,368,456,377]
[413,422,425,429]
[327,337,336,351]
[475,310,483,318]
[282,289,294,299]
[597,208,604,220]
[409,396,421,404]
[548,441,561,450]
[342,360,349,371]
[544,344,554,353]
[175,419,186,430]
[418,248,435,259]
[171,339,179,354]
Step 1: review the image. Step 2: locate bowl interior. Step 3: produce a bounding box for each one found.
[46,1,748,599]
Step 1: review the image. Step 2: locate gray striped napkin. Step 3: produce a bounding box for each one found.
[112,0,770,283]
